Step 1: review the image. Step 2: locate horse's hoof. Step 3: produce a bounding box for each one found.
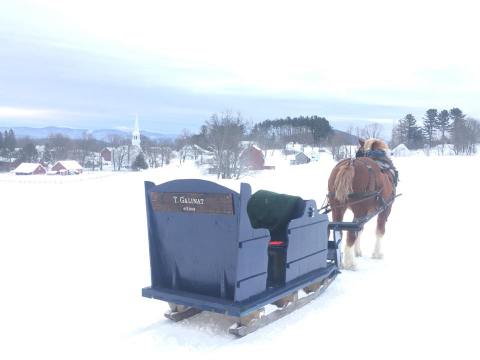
[372,253,384,259]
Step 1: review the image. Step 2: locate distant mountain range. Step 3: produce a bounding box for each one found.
[0,126,177,141]
[0,126,357,146]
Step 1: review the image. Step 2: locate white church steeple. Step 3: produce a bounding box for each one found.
[132,114,141,147]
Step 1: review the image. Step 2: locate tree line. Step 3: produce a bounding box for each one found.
[1,131,109,168]
[250,115,332,149]
[178,113,334,178]
[0,129,175,172]
[391,108,480,154]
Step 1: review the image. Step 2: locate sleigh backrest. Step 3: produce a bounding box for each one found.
[144,179,270,302]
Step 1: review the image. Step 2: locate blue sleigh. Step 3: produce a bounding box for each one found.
[142,179,341,336]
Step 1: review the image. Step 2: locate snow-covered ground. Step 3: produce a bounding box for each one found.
[1,152,479,359]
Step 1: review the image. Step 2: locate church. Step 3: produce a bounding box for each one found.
[101,116,145,170]
[131,115,141,148]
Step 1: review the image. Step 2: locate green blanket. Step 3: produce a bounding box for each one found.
[247,190,305,240]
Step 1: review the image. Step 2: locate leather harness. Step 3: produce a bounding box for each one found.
[329,157,396,206]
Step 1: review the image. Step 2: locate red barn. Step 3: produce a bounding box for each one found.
[240,145,265,170]
[101,148,113,162]
[14,163,47,175]
[51,160,83,174]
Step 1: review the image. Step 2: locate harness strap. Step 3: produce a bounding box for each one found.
[354,158,376,192]
[348,191,380,199]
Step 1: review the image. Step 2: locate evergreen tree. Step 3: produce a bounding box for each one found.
[422,109,438,150]
[42,142,54,164]
[391,115,411,147]
[449,108,467,154]
[403,114,424,149]
[309,115,332,146]
[21,143,38,163]
[450,108,466,127]
[4,129,16,152]
[132,153,148,170]
[436,109,450,152]
[0,131,3,149]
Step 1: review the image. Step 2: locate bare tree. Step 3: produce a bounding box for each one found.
[464,118,480,155]
[205,111,246,179]
[47,133,73,162]
[143,138,173,168]
[357,123,383,139]
[106,134,129,170]
[112,146,129,171]
[158,141,173,166]
[175,129,192,163]
[326,132,352,160]
[75,132,99,167]
[141,136,158,168]
[106,134,128,148]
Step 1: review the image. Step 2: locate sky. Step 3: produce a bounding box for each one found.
[1,0,479,136]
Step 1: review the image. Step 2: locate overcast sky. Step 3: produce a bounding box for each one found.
[1,0,479,136]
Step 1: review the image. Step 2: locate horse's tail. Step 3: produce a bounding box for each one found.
[333,160,355,203]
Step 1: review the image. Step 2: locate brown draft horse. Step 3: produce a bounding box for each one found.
[328,139,396,270]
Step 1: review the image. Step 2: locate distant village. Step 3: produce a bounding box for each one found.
[1,108,478,179]
[0,114,352,178]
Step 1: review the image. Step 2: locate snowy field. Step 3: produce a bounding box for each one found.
[1,152,479,360]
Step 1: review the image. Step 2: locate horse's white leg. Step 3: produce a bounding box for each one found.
[343,244,357,270]
[354,230,363,257]
[372,230,384,259]
[343,230,358,270]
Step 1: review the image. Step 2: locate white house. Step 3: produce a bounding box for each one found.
[391,144,410,157]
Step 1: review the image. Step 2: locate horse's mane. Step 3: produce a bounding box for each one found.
[363,138,389,152]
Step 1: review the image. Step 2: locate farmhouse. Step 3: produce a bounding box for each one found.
[179,144,213,163]
[14,163,47,175]
[51,160,83,175]
[285,142,305,153]
[290,152,311,165]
